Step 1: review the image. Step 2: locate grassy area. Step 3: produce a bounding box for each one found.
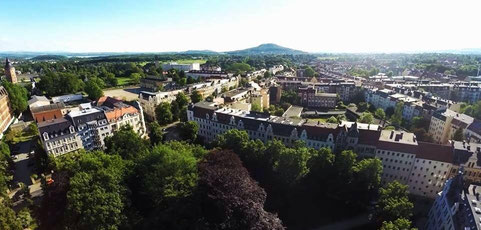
[117,77,132,86]
[308,118,328,123]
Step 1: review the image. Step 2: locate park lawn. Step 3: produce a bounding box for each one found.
[117,77,132,86]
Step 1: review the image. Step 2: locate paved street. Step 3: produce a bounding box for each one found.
[12,140,34,187]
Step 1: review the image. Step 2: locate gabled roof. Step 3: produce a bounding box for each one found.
[38,117,73,136]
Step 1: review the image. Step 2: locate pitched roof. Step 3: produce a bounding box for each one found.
[417,142,454,163]
[38,117,73,136]
[377,140,418,154]
[467,119,481,136]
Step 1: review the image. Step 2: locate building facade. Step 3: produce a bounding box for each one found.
[0,86,14,138]
[298,86,337,109]
[188,101,474,199]
[38,118,84,157]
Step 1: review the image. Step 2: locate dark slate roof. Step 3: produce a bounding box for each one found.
[417,142,454,163]
[467,119,481,136]
[453,141,481,167]
[301,123,339,141]
[377,141,418,154]
[38,117,73,136]
[358,130,381,146]
[69,110,106,126]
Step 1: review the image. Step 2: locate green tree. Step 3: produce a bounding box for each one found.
[148,121,163,145]
[104,125,150,161]
[453,128,464,141]
[377,181,414,222]
[272,146,310,186]
[326,116,338,123]
[0,202,22,230]
[190,90,202,103]
[375,108,386,120]
[65,152,126,230]
[175,92,189,108]
[138,142,205,207]
[263,71,271,78]
[84,80,104,101]
[390,102,404,128]
[251,102,262,112]
[304,66,316,77]
[1,81,28,115]
[359,112,374,124]
[179,121,199,142]
[216,129,250,153]
[130,73,142,84]
[380,218,416,230]
[155,102,173,125]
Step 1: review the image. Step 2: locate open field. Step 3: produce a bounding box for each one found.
[117,77,132,86]
[103,87,141,101]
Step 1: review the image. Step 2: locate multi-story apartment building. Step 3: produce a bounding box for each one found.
[162,62,200,72]
[68,104,112,150]
[140,76,172,91]
[187,101,475,199]
[38,117,83,157]
[409,142,453,198]
[452,141,481,184]
[97,97,147,137]
[0,86,15,138]
[298,86,337,109]
[376,130,418,185]
[428,109,474,144]
[365,88,423,121]
[186,70,230,79]
[426,172,480,230]
[38,97,146,155]
[138,89,184,121]
[269,65,284,75]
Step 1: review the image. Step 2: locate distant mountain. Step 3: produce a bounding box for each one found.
[31,55,68,61]
[181,50,221,55]
[227,43,307,55]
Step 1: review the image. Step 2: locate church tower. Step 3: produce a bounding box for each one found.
[4,58,17,83]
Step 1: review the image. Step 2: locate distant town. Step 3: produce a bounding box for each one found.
[1,45,481,229]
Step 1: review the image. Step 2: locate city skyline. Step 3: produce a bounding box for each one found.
[1,0,481,53]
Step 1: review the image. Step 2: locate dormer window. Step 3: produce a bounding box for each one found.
[43,132,49,141]
[69,126,75,134]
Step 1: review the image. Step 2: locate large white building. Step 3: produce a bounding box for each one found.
[426,172,481,230]
[38,97,147,156]
[428,109,474,144]
[188,101,479,199]
[162,62,200,72]
[38,117,84,157]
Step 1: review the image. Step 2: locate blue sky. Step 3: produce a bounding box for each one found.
[1,0,480,53]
